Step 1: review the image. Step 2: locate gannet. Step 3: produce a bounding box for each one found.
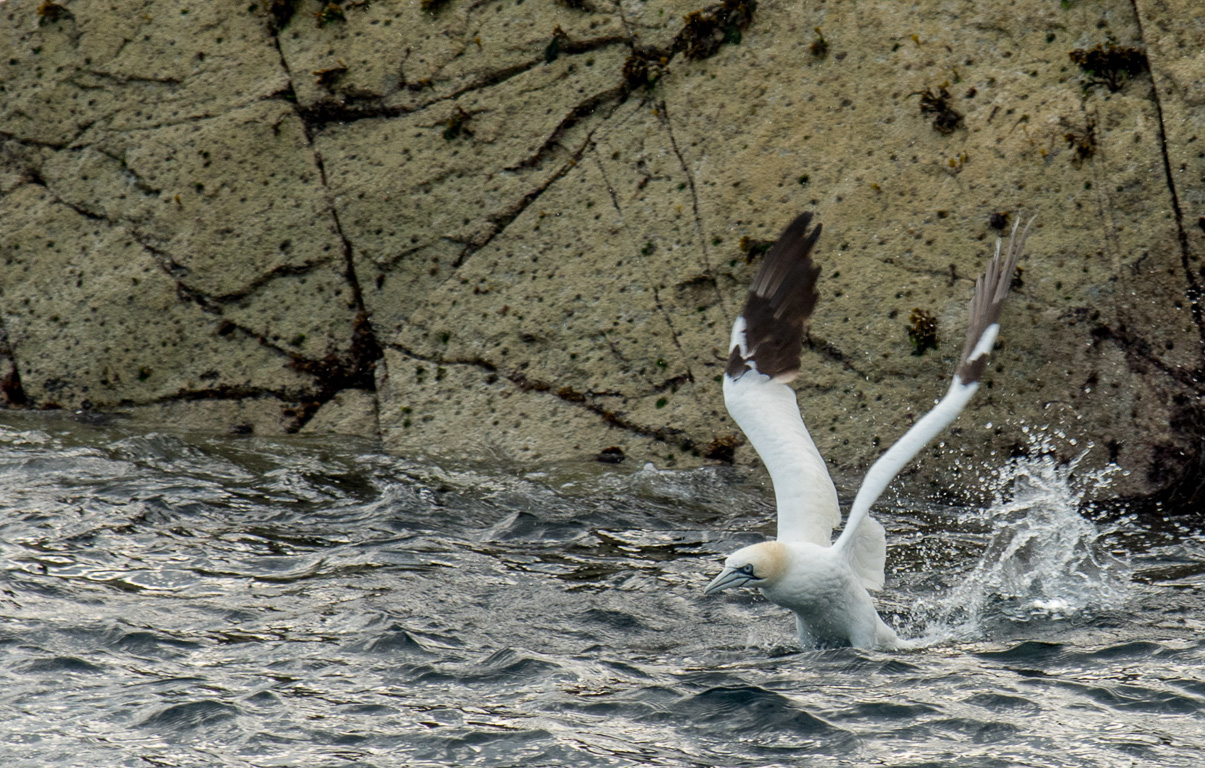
[705,212,1034,649]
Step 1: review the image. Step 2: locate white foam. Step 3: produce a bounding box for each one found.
[904,427,1130,644]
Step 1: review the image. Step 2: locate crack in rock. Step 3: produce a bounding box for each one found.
[387,342,698,453]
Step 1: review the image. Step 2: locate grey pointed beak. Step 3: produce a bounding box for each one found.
[704,566,752,595]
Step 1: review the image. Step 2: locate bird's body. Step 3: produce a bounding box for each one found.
[712,538,899,649]
[761,540,897,648]
[706,212,1034,650]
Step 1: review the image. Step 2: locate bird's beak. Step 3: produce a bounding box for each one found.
[704,566,751,595]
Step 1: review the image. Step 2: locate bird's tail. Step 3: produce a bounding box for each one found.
[843,514,887,591]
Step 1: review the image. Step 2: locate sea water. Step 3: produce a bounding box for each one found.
[0,412,1203,767]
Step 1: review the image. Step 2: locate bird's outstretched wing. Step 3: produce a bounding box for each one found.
[833,216,1035,556]
[723,213,841,547]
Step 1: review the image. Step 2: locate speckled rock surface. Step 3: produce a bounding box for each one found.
[1,0,1202,504]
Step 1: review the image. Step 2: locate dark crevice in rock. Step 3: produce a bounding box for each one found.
[0,322,30,408]
[133,238,219,311]
[53,196,107,222]
[1120,2,1205,512]
[93,147,163,196]
[504,84,625,171]
[19,142,161,213]
[592,150,699,397]
[592,152,624,218]
[127,387,305,428]
[202,260,334,303]
[439,63,536,104]
[653,98,726,315]
[291,93,405,129]
[135,386,293,404]
[387,342,496,373]
[75,68,182,87]
[1128,2,1204,356]
[651,372,694,394]
[287,34,628,132]
[804,334,874,381]
[26,167,110,222]
[444,35,626,102]
[450,112,617,268]
[544,30,629,64]
[370,239,450,273]
[0,130,71,151]
[1089,323,1200,392]
[510,369,699,454]
[284,312,381,430]
[1091,321,1205,511]
[389,343,698,453]
[266,18,385,432]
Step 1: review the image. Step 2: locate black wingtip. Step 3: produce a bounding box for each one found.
[955,215,1035,384]
[728,212,823,381]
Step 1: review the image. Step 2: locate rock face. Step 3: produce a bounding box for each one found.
[1,0,1202,505]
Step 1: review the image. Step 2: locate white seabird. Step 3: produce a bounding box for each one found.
[705,212,1034,649]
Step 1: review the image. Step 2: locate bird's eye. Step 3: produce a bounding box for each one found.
[740,564,755,575]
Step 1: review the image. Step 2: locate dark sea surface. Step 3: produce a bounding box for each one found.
[1,413,1203,767]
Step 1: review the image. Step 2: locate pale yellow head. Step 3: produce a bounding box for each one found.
[704,541,789,595]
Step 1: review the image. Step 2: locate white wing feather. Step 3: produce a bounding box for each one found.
[834,215,1034,558]
[722,364,840,548]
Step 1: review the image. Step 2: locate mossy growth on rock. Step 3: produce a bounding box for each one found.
[622,47,666,91]
[705,435,740,463]
[738,234,773,263]
[1070,41,1148,92]
[918,85,964,134]
[1064,118,1098,165]
[908,308,938,356]
[810,27,828,59]
[545,26,572,64]
[676,0,758,61]
[314,2,345,26]
[443,107,473,141]
[36,0,71,23]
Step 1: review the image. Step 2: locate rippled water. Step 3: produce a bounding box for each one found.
[1,412,1204,767]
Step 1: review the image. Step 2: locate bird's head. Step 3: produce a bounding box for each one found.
[704,541,788,595]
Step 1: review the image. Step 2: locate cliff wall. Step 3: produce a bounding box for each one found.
[2,0,1202,503]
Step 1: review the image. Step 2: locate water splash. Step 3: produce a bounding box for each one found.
[907,426,1132,643]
